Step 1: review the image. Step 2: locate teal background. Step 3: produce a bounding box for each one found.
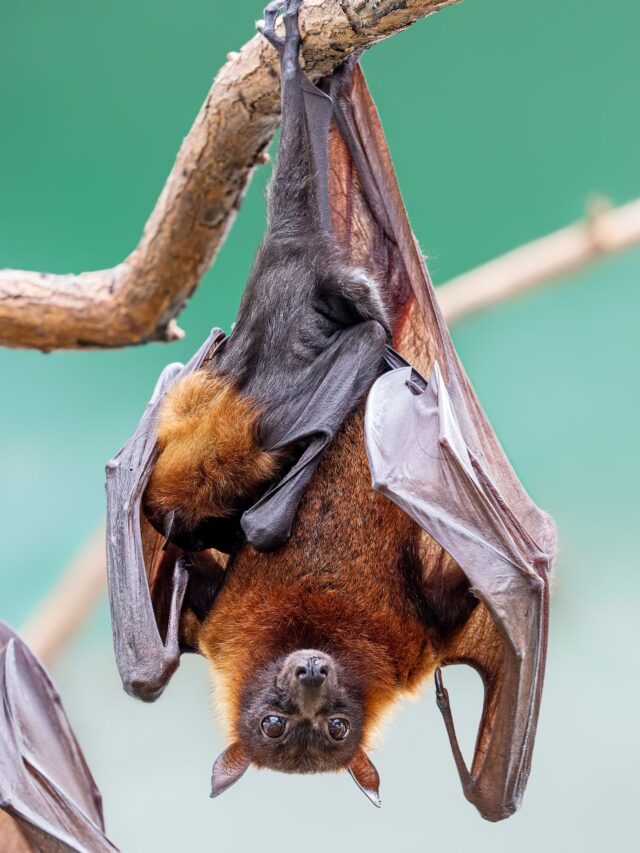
[1,1,639,850]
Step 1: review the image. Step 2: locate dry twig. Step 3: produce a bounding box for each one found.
[436,197,640,322]
[21,526,106,668]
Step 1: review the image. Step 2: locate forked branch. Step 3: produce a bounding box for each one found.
[0,0,459,351]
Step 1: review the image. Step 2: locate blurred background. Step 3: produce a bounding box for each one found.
[1,1,638,850]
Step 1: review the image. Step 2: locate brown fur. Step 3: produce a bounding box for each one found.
[145,370,280,526]
[0,813,32,853]
[197,410,443,752]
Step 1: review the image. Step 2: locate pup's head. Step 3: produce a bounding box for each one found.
[144,370,279,537]
[211,649,381,806]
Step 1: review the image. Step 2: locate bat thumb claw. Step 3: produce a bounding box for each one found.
[434,667,444,692]
[434,667,450,709]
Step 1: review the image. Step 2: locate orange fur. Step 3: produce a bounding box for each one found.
[198,411,441,750]
[146,370,279,526]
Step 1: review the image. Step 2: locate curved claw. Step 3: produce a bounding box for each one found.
[256,23,284,53]
[434,667,450,710]
[257,1,287,52]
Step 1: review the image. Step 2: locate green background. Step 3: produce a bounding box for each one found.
[1,1,639,850]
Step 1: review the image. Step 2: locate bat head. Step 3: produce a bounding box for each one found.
[210,649,381,806]
[144,369,280,539]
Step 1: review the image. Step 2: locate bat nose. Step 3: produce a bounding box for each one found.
[295,657,329,688]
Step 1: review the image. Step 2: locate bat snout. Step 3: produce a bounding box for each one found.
[278,650,338,712]
[295,656,330,689]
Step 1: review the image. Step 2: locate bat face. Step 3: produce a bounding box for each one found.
[209,645,381,806]
[234,649,364,774]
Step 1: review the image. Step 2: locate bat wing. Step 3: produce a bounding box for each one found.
[327,62,556,820]
[105,328,225,701]
[0,622,117,851]
[365,365,551,820]
[242,320,386,550]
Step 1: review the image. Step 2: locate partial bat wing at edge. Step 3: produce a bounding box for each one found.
[0,622,117,852]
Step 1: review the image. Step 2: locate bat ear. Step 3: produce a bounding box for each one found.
[348,749,381,808]
[210,741,251,798]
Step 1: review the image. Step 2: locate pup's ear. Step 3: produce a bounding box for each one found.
[210,742,251,798]
[348,749,381,807]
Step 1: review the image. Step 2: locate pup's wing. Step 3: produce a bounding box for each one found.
[242,320,386,550]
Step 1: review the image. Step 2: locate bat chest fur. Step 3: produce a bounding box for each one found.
[199,413,438,706]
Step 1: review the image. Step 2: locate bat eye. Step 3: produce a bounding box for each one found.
[261,715,287,739]
[327,718,350,741]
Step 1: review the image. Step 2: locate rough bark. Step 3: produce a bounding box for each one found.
[0,0,459,351]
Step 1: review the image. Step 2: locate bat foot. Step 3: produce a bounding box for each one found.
[257,1,302,54]
[257,2,286,52]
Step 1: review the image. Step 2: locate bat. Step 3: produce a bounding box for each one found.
[106,0,556,821]
[0,622,117,852]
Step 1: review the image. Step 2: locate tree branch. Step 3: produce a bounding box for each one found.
[0,0,459,351]
[21,526,106,668]
[436,196,640,323]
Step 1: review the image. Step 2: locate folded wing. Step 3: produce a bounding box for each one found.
[332,65,556,821]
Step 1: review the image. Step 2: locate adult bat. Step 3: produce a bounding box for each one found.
[0,622,117,852]
[106,0,555,821]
